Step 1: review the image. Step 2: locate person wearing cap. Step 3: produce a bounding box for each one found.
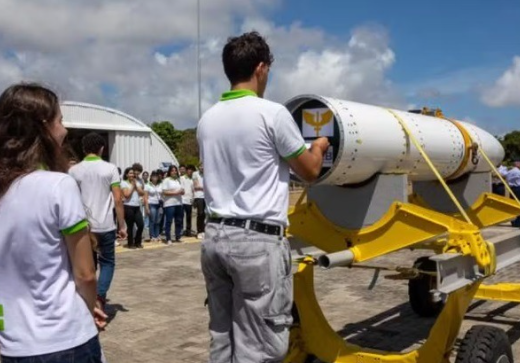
[197,31,329,362]
[507,158,520,227]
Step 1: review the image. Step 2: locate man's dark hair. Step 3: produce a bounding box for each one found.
[222,31,274,85]
[82,132,106,155]
[132,162,143,173]
[186,165,196,171]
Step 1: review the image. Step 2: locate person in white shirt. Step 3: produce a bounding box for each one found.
[492,164,509,196]
[507,158,520,227]
[180,165,196,237]
[0,83,106,362]
[193,163,205,239]
[145,171,163,241]
[197,32,328,362]
[162,165,184,244]
[121,167,146,248]
[69,132,127,311]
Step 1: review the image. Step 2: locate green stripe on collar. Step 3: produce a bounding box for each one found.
[84,156,102,161]
[220,89,257,101]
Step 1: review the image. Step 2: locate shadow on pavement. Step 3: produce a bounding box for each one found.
[105,303,130,325]
[337,302,435,352]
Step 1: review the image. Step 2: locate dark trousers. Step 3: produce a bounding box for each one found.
[493,183,505,196]
[511,186,520,227]
[183,204,193,236]
[164,205,183,241]
[194,198,206,234]
[159,201,165,235]
[1,336,102,363]
[124,205,144,247]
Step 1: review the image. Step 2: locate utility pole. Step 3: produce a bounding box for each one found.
[196,0,202,120]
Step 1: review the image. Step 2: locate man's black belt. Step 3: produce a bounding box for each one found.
[208,218,285,236]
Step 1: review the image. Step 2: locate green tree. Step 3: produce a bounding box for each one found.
[176,128,199,166]
[151,121,182,152]
[498,131,520,163]
[151,122,200,166]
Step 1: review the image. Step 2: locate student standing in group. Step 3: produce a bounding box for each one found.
[162,165,184,245]
[69,132,127,311]
[145,171,163,241]
[179,164,186,177]
[0,83,107,362]
[193,163,205,239]
[156,169,166,237]
[198,32,328,362]
[121,167,146,248]
[142,170,150,232]
[181,165,195,237]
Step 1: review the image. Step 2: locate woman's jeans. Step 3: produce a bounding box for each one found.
[164,205,183,241]
[149,203,161,239]
[1,336,103,363]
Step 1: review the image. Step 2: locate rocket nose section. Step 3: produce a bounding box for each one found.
[457,121,505,170]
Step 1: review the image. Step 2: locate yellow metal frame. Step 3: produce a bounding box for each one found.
[284,109,520,362]
[285,257,480,363]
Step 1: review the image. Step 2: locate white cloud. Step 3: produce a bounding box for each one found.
[0,0,402,129]
[271,25,402,108]
[481,56,520,107]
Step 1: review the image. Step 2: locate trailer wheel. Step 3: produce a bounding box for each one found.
[408,256,444,317]
[456,325,513,363]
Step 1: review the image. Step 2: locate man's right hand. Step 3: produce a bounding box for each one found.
[311,137,330,154]
[118,227,128,240]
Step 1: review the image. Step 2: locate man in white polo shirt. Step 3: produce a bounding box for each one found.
[197,31,329,363]
[69,132,127,311]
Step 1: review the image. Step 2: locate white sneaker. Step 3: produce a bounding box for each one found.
[166,240,173,246]
[115,241,121,247]
[197,233,205,239]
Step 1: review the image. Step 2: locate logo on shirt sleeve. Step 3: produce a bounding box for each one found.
[302,108,334,137]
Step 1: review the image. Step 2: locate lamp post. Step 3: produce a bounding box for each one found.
[196,0,202,120]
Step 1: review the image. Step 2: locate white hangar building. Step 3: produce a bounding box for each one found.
[61,101,178,173]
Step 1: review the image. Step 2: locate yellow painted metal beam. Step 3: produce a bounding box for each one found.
[288,201,494,271]
[410,192,520,229]
[475,283,520,303]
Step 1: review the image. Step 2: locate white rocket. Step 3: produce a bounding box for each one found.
[285,95,504,185]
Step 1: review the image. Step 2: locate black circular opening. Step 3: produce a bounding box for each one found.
[290,99,341,180]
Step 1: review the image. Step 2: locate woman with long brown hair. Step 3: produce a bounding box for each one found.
[0,83,106,362]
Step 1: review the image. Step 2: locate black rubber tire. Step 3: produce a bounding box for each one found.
[456,325,513,363]
[408,256,444,317]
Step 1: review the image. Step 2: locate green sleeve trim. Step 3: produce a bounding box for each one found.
[111,182,121,187]
[61,219,89,235]
[0,319,4,332]
[283,145,306,160]
[0,304,3,317]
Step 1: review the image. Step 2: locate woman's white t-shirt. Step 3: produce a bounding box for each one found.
[121,180,141,207]
[145,183,162,205]
[162,177,183,207]
[193,172,204,199]
[0,171,97,356]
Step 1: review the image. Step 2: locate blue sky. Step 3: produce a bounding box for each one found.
[266,0,520,135]
[0,0,518,133]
